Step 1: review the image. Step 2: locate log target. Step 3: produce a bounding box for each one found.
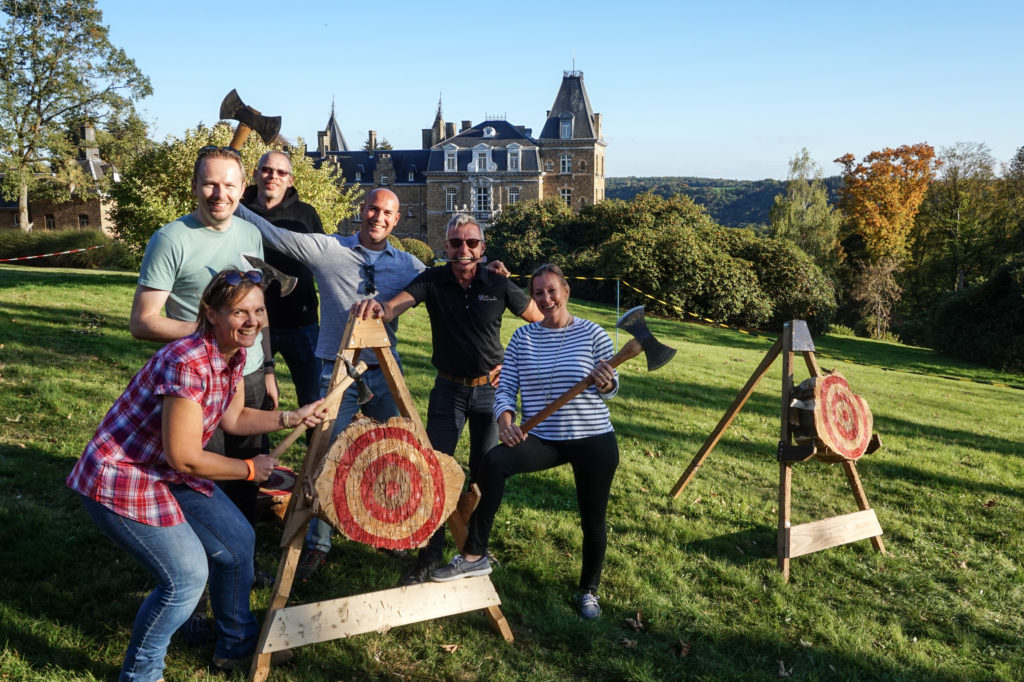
[315,417,464,549]
[790,371,873,461]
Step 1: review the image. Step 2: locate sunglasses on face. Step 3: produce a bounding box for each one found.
[364,263,376,295]
[198,145,242,159]
[223,270,263,286]
[259,166,291,178]
[447,238,482,249]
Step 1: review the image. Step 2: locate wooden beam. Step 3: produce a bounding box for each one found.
[786,509,883,558]
[260,577,503,651]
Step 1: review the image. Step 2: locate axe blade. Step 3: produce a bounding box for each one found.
[615,305,677,371]
[242,255,298,297]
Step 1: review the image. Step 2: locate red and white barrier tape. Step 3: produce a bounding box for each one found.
[0,244,107,262]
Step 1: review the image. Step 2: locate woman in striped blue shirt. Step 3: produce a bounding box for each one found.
[431,264,620,620]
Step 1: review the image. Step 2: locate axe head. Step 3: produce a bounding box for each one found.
[219,89,282,145]
[615,305,677,371]
[242,255,298,297]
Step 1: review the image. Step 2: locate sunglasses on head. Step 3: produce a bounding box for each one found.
[198,145,242,159]
[223,270,263,286]
[364,263,376,295]
[447,238,482,249]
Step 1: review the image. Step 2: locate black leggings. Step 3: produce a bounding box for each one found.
[465,431,619,594]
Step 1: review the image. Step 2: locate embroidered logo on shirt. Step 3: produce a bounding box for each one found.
[477,294,498,302]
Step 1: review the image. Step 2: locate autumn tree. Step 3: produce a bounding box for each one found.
[0,0,151,231]
[770,148,842,273]
[835,144,940,262]
[850,258,902,339]
[109,123,362,257]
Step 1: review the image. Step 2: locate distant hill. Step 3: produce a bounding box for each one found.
[606,176,842,229]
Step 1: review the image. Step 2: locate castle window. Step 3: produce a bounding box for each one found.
[560,154,572,174]
[578,160,586,172]
[445,149,457,171]
[483,126,496,138]
[355,171,362,182]
[45,214,55,229]
[475,186,492,212]
[508,187,520,204]
[408,170,415,182]
[79,214,89,228]
[545,160,553,172]
[508,149,520,171]
[476,152,487,171]
[559,114,573,139]
[445,187,458,212]
[380,172,389,186]
[559,188,572,207]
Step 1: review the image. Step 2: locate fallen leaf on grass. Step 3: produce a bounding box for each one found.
[618,637,637,648]
[799,638,813,648]
[440,644,459,653]
[678,639,691,657]
[958,560,968,569]
[624,611,644,631]
[5,415,22,423]
[639,486,649,493]
[692,497,702,504]
[982,498,998,508]
[778,660,791,677]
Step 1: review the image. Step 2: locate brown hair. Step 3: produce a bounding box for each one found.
[192,147,246,186]
[529,263,569,294]
[197,268,264,335]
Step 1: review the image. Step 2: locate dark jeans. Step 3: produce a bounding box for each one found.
[212,369,271,525]
[270,323,322,407]
[420,376,499,563]
[465,431,619,594]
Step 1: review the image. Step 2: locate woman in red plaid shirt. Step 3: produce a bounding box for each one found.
[68,269,324,680]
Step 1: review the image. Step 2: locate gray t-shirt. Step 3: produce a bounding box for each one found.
[138,213,266,375]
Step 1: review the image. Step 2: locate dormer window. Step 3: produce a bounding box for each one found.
[559,113,573,139]
[380,172,389,185]
[476,152,487,171]
[445,146,457,171]
[483,126,496,138]
[507,143,521,172]
[355,171,362,182]
[408,170,415,182]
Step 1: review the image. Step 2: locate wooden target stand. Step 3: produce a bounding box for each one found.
[668,320,885,582]
[250,316,513,681]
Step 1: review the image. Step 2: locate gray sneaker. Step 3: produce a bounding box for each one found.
[576,591,601,620]
[429,554,492,582]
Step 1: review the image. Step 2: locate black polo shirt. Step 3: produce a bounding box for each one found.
[404,264,531,378]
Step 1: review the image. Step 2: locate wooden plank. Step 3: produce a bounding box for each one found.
[786,509,883,559]
[260,576,502,651]
[669,338,782,498]
[842,461,887,554]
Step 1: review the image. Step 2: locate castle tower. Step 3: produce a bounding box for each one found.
[537,70,606,207]
[318,99,349,155]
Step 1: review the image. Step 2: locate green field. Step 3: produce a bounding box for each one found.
[0,265,1021,681]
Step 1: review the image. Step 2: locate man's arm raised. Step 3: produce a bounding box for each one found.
[129,285,197,342]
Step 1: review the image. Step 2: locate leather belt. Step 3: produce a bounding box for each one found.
[438,370,493,387]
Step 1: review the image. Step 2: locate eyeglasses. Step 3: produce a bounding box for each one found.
[447,238,482,249]
[364,264,376,295]
[198,145,242,159]
[223,270,263,286]
[259,166,291,178]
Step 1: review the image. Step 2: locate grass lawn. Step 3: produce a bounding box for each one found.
[0,264,1022,681]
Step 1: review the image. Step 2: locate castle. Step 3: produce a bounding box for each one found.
[306,70,606,251]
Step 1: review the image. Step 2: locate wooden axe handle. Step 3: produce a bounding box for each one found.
[229,124,252,151]
[519,338,642,435]
[268,361,367,457]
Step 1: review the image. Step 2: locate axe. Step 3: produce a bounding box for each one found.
[519,306,676,434]
[242,254,297,296]
[219,89,282,150]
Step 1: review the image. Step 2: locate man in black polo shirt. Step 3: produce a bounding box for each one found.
[353,213,542,584]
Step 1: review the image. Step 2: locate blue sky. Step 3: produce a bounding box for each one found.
[96,0,1023,180]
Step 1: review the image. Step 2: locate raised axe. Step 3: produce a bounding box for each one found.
[519,305,676,434]
[219,88,281,150]
[242,254,297,297]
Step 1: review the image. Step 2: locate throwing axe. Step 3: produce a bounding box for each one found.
[219,88,281,150]
[242,254,297,297]
[519,305,676,434]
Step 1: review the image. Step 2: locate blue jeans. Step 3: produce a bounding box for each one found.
[80,485,259,682]
[305,359,400,552]
[420,376,499,563]
[270,323,322,407]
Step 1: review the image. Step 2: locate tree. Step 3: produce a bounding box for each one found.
[0,0,151,231]
[362,135,393,151]
[109,122,363,257]
[835,144,940,262]
[770,148,842,274]
[850,257,902,339]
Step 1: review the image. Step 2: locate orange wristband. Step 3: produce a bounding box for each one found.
[244,458,255,482]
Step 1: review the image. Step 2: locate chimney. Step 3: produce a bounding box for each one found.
[461,120,471,132]
[318,131,328,155]
[79,122,99,161]
[593,113,602,140]
[422,129,433,149]
[368,130,377,152]
[446,122,456,139]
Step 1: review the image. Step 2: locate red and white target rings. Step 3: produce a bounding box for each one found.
[315,417,464,550]
[814,372,873,460]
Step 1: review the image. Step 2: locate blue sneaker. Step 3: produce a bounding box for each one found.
[576,591,601,620]
[429,554,492,582]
